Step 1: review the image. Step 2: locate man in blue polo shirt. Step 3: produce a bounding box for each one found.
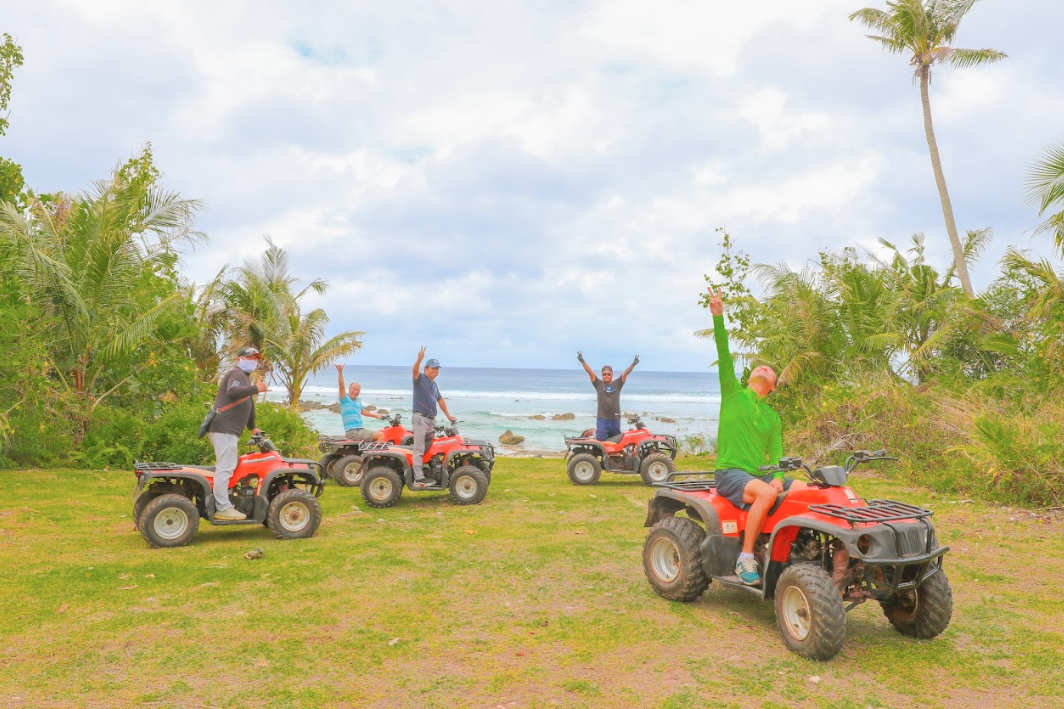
[412,347,456,487]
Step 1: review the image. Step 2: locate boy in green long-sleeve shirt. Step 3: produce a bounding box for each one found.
[708,288,806,586]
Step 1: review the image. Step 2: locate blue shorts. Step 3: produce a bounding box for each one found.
[714,468,794,511]
[595,417,622,441]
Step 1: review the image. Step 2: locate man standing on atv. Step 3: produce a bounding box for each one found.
[708,287,805,585]
[207,347,269,521]
[336,364,386,443]
[412,347,457,487]
[577,351,639,440]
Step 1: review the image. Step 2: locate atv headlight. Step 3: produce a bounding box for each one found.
[857,534,873,555]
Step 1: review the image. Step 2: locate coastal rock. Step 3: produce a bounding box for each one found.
[552,413,575,421]
[499,430,525,445]
[377,408,389,414]
[655,416,676,424]
[298,400,332,412]
[528,414,545,420]
[365,405,377,411]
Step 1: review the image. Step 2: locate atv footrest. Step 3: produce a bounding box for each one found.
[210,518,261,526]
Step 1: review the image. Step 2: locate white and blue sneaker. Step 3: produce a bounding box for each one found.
[736,555,761,586]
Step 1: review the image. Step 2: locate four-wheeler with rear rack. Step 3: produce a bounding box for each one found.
[132,431,325,548]
[641,450,952,660]
[357,420,495,508]
[317,413,414,487]
[564,414,678,486]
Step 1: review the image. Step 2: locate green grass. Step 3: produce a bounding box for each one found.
[2,458,1063,708]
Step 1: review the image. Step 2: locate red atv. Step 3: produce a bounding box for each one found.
[564,415,678,486]
[132,432,325,548]
[357,421,495,508]
[317,413,414,487]
[642,450,952,660]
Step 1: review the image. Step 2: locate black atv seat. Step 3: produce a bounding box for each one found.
[604,433,625,444]
[187,465,216,473]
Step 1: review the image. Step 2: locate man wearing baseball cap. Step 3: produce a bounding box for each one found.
[207,346,268,520]
[411,347,456,487]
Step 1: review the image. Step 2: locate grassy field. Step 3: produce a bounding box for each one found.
[2,457,1063,709]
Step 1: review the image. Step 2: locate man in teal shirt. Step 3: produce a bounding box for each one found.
[709,288,805,585]
[336,364,385,442]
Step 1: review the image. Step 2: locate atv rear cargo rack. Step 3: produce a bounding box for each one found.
[134,462,184,472]
[808,499,933,524]
[656,471,716,492]
[359,442,393,452]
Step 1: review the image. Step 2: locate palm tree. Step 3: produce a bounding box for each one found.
[850,0,1006,298]
[218,237,363,408]
[0,160,202,414]
[266,306,364,408]
[1025,140,1064,256]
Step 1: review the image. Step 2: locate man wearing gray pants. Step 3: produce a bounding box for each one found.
[206,347,268,520]
[411,347,456,487]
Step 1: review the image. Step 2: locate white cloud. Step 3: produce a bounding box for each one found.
[2,0,1062,369]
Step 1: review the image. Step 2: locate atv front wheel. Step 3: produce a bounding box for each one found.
[642,516,710,602]
[139,494,199,548]
[449,465,489,505]
[639,452,676,485]
[880,568,953,639]
[567,453,601,486]
[774,564,846,661]
[361,466,403,508]
[268,489,323,539]
[333,454,364,487]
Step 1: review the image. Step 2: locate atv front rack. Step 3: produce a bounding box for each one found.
[809,499,933,524]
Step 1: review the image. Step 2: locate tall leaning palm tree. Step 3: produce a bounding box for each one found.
[850,0,1006,298]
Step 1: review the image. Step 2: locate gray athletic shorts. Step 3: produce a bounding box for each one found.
[344,428,375,442]
[714,468,794,511]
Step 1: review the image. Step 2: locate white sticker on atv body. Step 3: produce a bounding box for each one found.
[722,521,738,535]
[844,487,857,501]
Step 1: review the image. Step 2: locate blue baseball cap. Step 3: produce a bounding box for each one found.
[425,358,441,368]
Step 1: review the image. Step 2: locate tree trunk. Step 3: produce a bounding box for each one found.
[919,65,974,298]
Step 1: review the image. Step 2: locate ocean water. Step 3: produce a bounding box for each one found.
[264,365,722,454]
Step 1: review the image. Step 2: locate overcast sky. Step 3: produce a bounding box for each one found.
[4,0,1062,370]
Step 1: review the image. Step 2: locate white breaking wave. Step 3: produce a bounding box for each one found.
[297,385,719,404]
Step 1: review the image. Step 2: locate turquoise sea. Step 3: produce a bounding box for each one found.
[264,365,722,454]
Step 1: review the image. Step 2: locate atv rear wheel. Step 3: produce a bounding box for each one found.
[774,564,846,661]
[319,454,340,480]
[139,494,199,548]
[642,516,710,602]
[268,489,323,539]
[880,568,953,639]
[132,492,159,531]
[361,466,403,508]
[639,452,676,485]
[333,454,364,487]
[449,465,489,505]
[567,453,601,485]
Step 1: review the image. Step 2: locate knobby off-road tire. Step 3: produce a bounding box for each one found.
[880,568,953,639]
[449,465,489,505]
[567,453,601,486]
[267,489,323,540]
[333,454,364,487]
[319,454,340,481]
[639,452,676,486]
[361,466,403,508]
[132,492,159,531]
[774,563,847,661]
[139,494,199,548]
[643,516,710,602]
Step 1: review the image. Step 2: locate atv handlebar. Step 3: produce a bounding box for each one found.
[844,449,897,473]
[434,420,462,436]
[249,431,278,452]
[757,450,896,479]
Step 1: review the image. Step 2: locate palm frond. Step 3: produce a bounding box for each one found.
[948,47,1007,69]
